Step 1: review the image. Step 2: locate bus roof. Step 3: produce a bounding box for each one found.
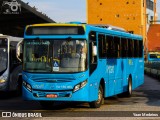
[149,52,160,54]
[86,24,142,40]
[25,23,142,40]
[0,35,23,42]
[26,23,83,28]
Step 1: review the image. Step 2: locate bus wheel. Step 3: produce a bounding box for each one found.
[125,77,132,97]
[89,85,103,108]
[39,101,54,109]
[14,76,22,96]
[117,77,132,98]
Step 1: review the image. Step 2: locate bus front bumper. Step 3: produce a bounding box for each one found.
[0,82,8,91]
[22,84,93,102]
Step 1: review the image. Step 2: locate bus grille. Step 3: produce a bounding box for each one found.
[33,91,71,98]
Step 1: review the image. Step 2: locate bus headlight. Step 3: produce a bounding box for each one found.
[23,81,32,92]
[0,70,8,84]
[73,80,87,92]
[0,79,6,83]
[0,76,7,83]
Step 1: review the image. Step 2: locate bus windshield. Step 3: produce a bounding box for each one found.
[150,54,160,58]
[23,39,87,73]
[0,39,8,75]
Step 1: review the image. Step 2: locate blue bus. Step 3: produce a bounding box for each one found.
[17,23,144,108]
[147,52,160,62]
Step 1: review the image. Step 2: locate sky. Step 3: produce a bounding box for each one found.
[22,0,86,23]
[22,0,160,23]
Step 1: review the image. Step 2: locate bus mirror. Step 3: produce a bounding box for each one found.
[16,40,23,62]
[93,46,97,56]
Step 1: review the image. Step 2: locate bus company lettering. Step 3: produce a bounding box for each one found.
[108,66,114,74]
[33,84,44,89]
[56,85,72,89]
[26,41,50,45]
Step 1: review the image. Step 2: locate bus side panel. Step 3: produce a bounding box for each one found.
[88,66,101,101]
[132,59,138,89]
[127,59,134,80]
[114,59,123,94]
[133,58,144,89]
[137,59,144,86]
[127,58,144,90]
[89,59,109,100]
[122,59,129,93]
[107,59,116,97]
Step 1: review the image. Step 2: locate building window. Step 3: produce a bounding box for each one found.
[146,0,154,10]
[150,16,153,21]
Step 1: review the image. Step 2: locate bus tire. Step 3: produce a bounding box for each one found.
[39,101,54,109]
[118,77,132,97]
[89,85,103,108]
[125,77,132,97]
[14,76,22,96]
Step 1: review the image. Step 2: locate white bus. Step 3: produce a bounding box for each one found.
[0,34,22,93]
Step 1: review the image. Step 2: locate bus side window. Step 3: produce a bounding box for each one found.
[114,36,121,58]
[121,38,128,58]
[106,35,114,58]
[139,41,143,58]
[128,39,134,58]
[134,40,139,58]
[98,34,106,58]
[89,31,97,63]
[89,31,97,75]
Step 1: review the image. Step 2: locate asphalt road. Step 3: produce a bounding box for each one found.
[0,75,160,119]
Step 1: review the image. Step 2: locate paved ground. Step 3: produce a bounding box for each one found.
[0,75,160,120]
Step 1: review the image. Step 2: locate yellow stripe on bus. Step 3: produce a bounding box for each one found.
[26,23,86,32]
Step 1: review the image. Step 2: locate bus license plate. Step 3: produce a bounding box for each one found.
[46,94,58,98]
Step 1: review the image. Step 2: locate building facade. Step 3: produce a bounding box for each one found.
[147,24,160,51]
[146,0,157,30]
[87,0,157,45]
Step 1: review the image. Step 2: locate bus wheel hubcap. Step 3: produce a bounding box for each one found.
[97,90,102,103]
[129,81,132,94]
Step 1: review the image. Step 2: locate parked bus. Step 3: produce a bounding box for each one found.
[0,34,22,92]
[147,52,160,62]
[17,23,144,108]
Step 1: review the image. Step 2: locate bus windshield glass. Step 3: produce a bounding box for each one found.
[0,39,8,75]
[150,54,160,58]
[23,39,87,73]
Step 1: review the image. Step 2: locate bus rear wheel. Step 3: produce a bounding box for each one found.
[89,85,104,108]
[124,77,132,97]
[118,77,132,97]
[39,101,54,109]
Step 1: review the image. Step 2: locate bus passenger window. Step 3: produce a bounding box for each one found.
[106,36,114,58]
[121,38,128,58]
[89,31,97,63]
[89,31,97,75]
[114,37,121,58]
[139,41,143,58]
[134,40,139,57]
[89,31,96,43]
[128,39,134,57]
[98,34,106,58]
